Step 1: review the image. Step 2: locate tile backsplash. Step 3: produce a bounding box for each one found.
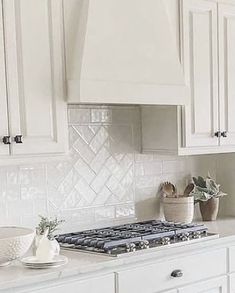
[0,105,216,232]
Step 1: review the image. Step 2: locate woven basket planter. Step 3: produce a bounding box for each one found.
[162,196,194,223]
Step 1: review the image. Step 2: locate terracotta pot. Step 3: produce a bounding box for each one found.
[162,196,194,224]
[199,197,219,221]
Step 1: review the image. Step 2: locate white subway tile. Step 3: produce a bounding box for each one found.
[162,160,187,174]
[91,109,112,123]
[89,127,109,153]
[90,167,111,193]
[68,107,91,124]
[0,105,219,228]
[143,161,162,176]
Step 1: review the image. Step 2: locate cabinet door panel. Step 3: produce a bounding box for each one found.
[218,4,235,146]
[181,0,219,147]
[2,0,67,155]
[0,0,10,156]
[179,276,227,293]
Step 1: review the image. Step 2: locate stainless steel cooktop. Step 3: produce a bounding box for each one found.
[56,220,218,257]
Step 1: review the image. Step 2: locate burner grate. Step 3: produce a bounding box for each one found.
[56,220,217,256]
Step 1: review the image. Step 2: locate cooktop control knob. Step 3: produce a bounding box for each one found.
[139,240,149,249]
[161,237,171,245]
[179,233,190,241]
[192,231,201,239]
[126,243,136,252]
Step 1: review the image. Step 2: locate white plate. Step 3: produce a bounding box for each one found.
[23,263,66,269]
[21,255,68,269]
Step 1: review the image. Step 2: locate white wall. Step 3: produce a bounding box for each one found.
[0,105,217,232]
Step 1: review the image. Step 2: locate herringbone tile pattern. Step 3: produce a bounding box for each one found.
[47,106,135,223]
[0,105,217,231]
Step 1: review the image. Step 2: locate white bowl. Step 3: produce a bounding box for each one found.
[0,227,35,266]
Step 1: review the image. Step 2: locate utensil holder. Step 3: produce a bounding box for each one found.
[162,196,194,223]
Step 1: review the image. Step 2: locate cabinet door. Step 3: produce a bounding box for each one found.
[218,4,235,146]
[181,0,219,148]
[2,0,67,156]
[0,0,10,156]
[179,276,227,293]
[230,273,235,293]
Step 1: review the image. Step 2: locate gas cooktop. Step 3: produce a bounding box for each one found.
[56,220,218,257]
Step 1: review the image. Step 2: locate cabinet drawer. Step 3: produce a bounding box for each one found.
[117,249,227,293]
[22,274,115,293]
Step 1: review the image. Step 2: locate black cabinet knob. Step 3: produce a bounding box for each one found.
[2,136,11,145]
[221,131,227,138]
[171,269,183,278]
[14,135,23,143]
[214,131,221,137]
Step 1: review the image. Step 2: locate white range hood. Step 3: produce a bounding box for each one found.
[64,0,188,105]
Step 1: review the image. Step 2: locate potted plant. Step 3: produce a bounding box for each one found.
[35,216,64,261]
[190,175,227,221]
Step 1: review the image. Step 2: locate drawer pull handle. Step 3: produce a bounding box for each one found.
[171,269,183,278]
[2,136,11,145]
[221,131,227,138]
[14,135,23,143]
[214,131,221,137]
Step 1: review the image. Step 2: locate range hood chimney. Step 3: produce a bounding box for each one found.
[64,0,188,105]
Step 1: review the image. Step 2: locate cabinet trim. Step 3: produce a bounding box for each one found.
[0,0,10,156]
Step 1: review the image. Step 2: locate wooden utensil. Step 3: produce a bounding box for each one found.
[161,182,177,198]
[183,183,194,197]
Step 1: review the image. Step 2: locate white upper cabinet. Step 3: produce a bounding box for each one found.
[1,0,68,157]
[0,0,10,156]
[181,0,219,148]
[218,3,235,146]
[63,0,188,105]
[142,0,235,155]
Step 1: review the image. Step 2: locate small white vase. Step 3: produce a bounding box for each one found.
[35,230,60,262]
[50,238,60,256]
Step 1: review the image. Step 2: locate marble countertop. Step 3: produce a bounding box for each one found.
[1,217,235,291]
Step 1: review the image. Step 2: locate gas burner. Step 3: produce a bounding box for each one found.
[57,220,218,257]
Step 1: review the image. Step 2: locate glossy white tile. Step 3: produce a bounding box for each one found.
[0,105,218,229]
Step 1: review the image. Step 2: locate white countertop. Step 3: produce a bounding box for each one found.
[1,217,235,291]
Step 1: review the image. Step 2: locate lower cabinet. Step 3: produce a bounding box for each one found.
[10,244,235,293]
[116,249,227,293]
[178,276,228,293]
[230,273,235,293]
[24,274,115,293]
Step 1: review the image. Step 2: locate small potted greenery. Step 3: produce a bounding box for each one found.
[36,215,64,240]
[190,175,227,221]
[35,216,64,261]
